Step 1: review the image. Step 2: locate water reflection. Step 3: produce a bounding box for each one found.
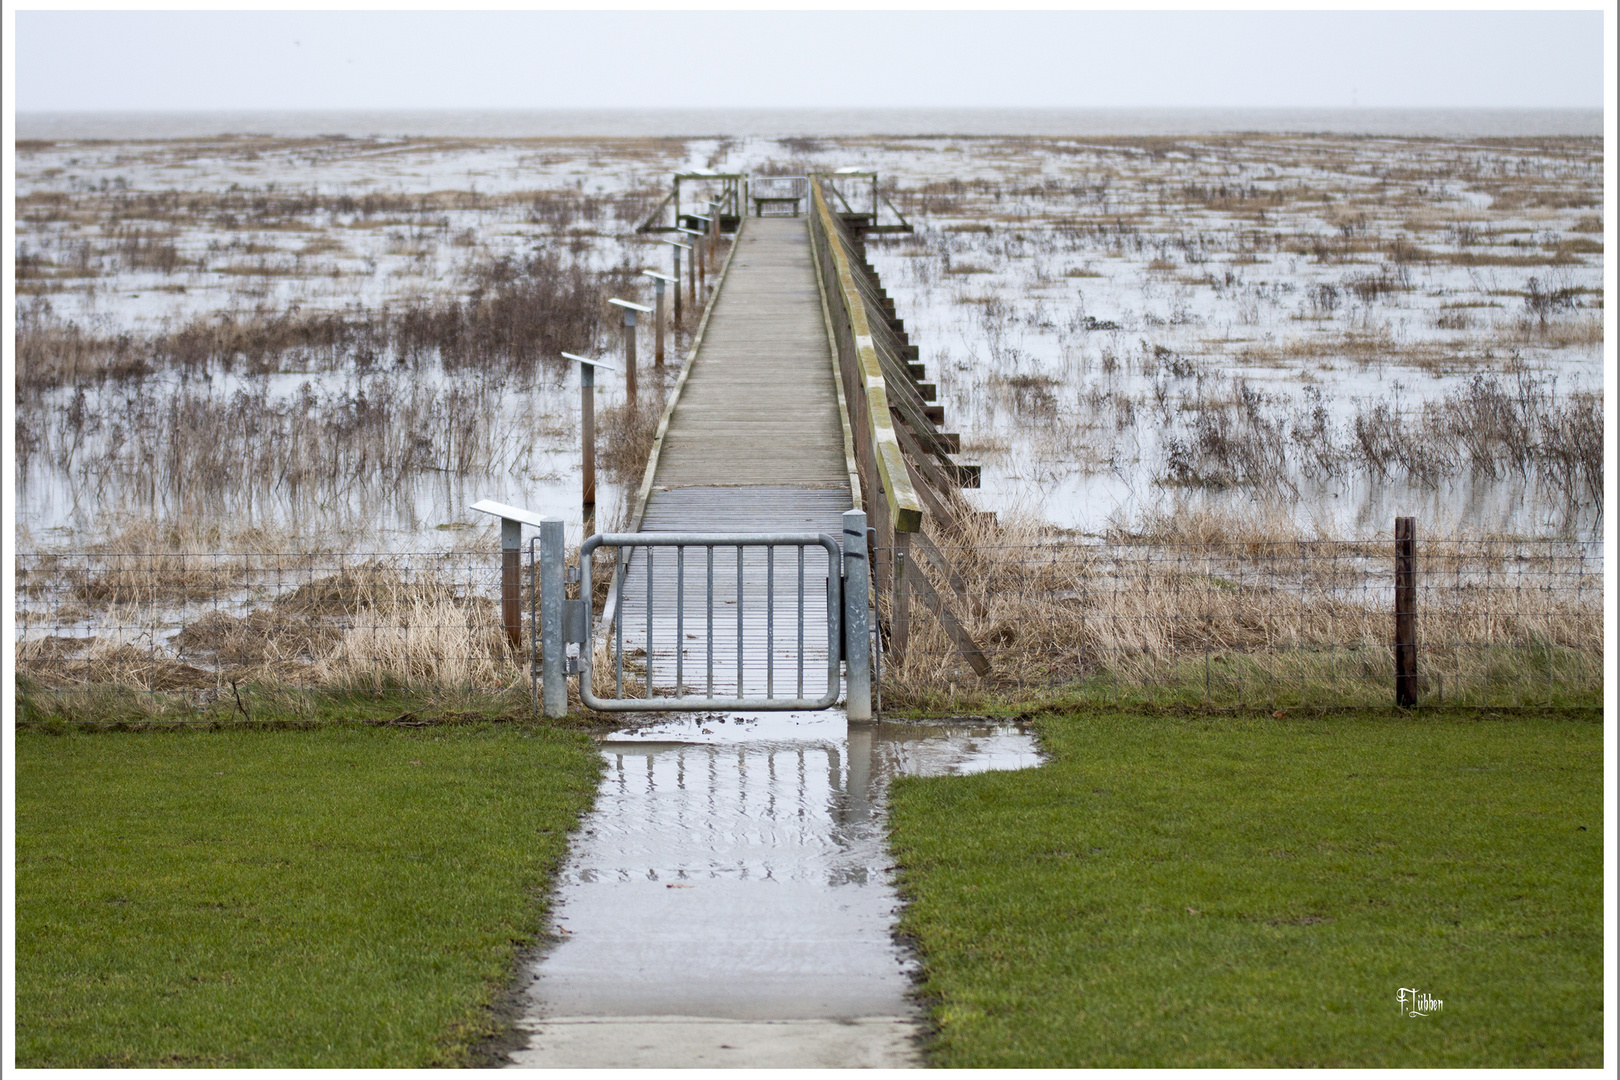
[521,712,1039,1022]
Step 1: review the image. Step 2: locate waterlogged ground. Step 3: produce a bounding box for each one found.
[841,134,1603,537]
[14,131,1604,550]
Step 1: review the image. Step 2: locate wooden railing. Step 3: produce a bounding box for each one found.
[808,177,921,587]
[808,176,989,676]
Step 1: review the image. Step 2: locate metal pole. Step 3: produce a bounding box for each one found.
[622,309,637,406]
[1395,516,1417,708]
[653,277,666,365]
[500,516,522,651]
[581,362,596,530]
[843,509,872,720]
[540,517,566,718]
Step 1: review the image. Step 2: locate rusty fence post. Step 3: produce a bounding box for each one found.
[1395,516,1417,708]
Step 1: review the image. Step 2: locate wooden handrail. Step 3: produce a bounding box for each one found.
[810,179,923,534]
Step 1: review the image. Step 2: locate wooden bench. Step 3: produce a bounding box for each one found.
[753,195,804,217]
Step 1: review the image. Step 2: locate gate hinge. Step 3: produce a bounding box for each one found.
[566,565,581,585]
[564,599,588,643]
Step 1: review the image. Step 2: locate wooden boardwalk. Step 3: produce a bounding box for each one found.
[647,216,850,521]
[615,217,853,700]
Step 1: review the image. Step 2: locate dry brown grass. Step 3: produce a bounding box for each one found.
[597,395,666,485]
[879,510,1601,711]
[18,557,524,698]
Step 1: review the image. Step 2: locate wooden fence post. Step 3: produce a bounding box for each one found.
[1395,516,1417,708]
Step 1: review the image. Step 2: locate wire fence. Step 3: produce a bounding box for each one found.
[14,536,1605,723]
[16,551,526,723]
[877,536,1603,712]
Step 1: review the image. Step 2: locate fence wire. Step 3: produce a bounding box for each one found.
[14,537,1604,722]
[16,551,525,722]
[878,537,1603,711]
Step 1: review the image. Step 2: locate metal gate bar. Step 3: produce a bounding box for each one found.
[579,531,843,712]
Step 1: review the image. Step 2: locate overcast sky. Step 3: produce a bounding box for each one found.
[13,9,1607,113]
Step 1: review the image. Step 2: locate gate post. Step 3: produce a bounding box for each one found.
[539,516,568,718]
[843,509,872,720]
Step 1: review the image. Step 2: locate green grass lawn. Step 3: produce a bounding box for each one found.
[887,710,1603,1067]
[15,723,602,1067]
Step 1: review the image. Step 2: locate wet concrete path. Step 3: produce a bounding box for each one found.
[507,712,1039,1068]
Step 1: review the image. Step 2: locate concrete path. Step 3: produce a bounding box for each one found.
[508,715,923,1069]
[510,1016,919,1069]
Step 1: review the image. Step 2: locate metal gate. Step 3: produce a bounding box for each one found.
[529,513,873,716]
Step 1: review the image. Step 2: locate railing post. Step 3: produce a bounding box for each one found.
[653,277,665,365]
[623,309,637,405]
[1395,516,1418,708]
[470,500,547,656]
[664,238,689,325]
[561,353,620,533]
[645,271,675,366]
[672,243,683,324]
[843,509,871,721]
[540,517,567,718]
[609,298,652,407]
[708,199,720,271]
[580,362,597,528]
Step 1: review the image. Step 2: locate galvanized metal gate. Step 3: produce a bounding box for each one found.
[529,511,873,717]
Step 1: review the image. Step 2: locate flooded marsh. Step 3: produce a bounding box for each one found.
[15,132,1603,551]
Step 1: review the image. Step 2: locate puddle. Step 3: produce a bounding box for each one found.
[511,711,1039,1051]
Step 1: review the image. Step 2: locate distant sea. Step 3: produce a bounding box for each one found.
[15,107,1603,141]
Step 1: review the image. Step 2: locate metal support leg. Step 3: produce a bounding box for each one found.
[843,509,872,720]
[540,517,567,718]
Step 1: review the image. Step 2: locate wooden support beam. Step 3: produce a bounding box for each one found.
[911,529,969,598]
[891,530,913,661]
[904,555,991,676]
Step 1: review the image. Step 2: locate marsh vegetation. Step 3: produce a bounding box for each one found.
[14,132,1603,710]
[16,131,1602,550]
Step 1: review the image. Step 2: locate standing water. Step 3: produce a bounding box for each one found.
[507,711,1040,1068]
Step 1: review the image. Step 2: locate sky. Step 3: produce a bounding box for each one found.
[11,8,1607,113]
